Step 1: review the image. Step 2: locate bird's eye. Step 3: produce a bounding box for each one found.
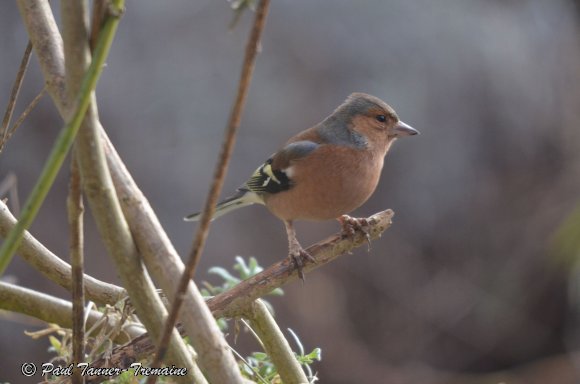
[376,115,386,123]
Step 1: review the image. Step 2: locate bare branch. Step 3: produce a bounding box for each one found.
[59,0,195,379]
[103,126,243,382]
[67,152,85,384]
[0,41,32,153]
[243,299,309,384]
[0,199,125,305]
[207,209,394,318]
[16,0,68,112]
[0,281,142,343]
[186,0,271,274]
[152,0,271,375]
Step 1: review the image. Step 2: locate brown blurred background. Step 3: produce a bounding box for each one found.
[1,0,580,383]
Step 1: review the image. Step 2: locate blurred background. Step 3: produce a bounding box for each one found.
[1,0,580,383]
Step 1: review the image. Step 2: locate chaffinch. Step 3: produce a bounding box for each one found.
[186,93,418,279]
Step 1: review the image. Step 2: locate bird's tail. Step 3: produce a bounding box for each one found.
[184,189,263,222]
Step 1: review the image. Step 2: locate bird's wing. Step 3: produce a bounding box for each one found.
[242,140,319,194]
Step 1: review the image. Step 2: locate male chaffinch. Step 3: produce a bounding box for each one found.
[186,93,418,279]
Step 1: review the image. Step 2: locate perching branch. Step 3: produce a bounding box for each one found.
[150,0,271,375]
[89,210,394,373]
[209,209,394,318]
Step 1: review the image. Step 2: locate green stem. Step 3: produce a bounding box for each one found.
[0,1,124,275]
[244,300,309,384]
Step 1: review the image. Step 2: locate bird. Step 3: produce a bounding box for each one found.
[185,92,418,279]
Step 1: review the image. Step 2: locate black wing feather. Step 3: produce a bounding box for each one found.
[242,140,319,195]
[244,158,292,194]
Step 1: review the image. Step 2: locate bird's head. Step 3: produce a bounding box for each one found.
[332,92,418,150]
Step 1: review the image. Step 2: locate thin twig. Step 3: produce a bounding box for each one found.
[67,153,84,384]
[150,0,271,373]
[87,209,394,374]
[7,88,47,147]
[0,41,32,152]
[186,0,270,275]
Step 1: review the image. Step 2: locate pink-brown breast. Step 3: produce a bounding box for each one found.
[263,144,387,221]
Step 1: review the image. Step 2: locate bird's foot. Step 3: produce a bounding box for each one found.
[289,247,316,281]
[338,214,371,251]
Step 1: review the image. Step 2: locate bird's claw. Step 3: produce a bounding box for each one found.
[338,215,372,251]
[289,248,316,281]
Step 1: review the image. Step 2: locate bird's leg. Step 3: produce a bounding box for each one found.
[337,214,371,251]
[284,220,315,281]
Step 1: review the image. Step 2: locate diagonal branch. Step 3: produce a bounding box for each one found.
[17,0,67,109]
[150,0,271,373]
[207,209,394,318]
[0,41,32,153]
[60,0,194,380]
[0,199,125,305]
[103,132,243,383]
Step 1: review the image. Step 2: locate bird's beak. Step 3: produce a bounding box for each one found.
[393,121,419,137]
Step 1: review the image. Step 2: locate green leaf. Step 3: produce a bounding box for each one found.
[252,352,268,361]
[248,256,263,275]
[303,347,322,363]
[208,266,240,284]
[48,335,61,353]
[233,255,250,277]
